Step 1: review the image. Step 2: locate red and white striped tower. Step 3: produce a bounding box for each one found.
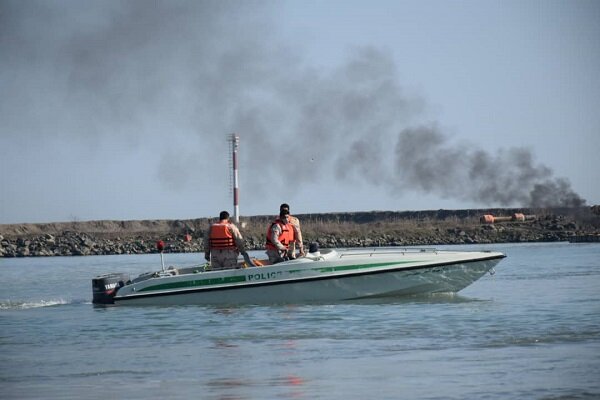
[229,134,240,223]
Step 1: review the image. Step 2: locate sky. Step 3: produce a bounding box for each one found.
[1,0,598,224]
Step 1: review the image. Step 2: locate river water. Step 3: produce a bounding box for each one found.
[1,242,599,399]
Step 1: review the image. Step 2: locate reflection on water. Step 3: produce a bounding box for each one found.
[1,243,599,399]
[344,292,488,305]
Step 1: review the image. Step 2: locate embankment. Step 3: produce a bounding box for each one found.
[1,207,599,257]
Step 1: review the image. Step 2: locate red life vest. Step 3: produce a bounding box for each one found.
[265,218,294,250]
[209,221,236,250]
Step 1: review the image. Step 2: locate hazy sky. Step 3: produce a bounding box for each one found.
[1,0,598,224]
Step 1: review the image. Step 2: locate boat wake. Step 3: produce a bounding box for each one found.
[0,298,85,310]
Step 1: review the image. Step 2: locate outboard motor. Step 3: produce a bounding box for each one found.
[92,273,130,305]
[306,242,321,258]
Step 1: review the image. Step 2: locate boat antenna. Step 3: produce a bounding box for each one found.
[228,133,240,224]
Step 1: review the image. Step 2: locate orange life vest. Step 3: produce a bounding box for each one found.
[265,218,294,251]
[209,221,236,250]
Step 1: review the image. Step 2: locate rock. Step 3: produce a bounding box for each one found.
[1,208,598,257]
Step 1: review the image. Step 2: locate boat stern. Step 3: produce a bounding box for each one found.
[92,273,130,305]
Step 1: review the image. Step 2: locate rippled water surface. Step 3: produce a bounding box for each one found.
[1,243,599,399]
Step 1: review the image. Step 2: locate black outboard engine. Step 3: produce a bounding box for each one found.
[92,273,130,305]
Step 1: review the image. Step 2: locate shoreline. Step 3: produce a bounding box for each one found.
[1,207,599,257]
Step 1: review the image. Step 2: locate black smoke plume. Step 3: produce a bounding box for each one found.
[393,126,586,207]
[0,1,586,210]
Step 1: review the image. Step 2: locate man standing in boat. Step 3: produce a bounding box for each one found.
[265,208,295,263]
[204,211,245,270]
[280,203,305,259]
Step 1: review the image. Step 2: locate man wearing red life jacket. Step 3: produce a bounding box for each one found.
[265,208,295,263]
[203,211,245,270]
[279,203,305,259]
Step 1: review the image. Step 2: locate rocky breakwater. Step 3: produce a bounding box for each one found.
[300,213,585,249]
[1,207,599,258]
[0,219,208,258]
[0,232,205,257]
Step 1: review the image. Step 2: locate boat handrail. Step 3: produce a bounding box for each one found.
[339,247,438,258]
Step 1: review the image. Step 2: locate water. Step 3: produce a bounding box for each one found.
[1,243,599,399]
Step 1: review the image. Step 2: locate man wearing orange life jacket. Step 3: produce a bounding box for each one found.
[203,211,245,270]
[265,209,295,264]
[280,203,305,259]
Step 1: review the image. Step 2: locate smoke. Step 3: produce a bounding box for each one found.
[392,126,586,207]
[1,0,586,211]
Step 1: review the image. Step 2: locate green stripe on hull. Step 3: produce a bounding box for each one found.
[287,260,417,275]
[139,260,428,292]
[139,275,246,292]
[313,260,414,273]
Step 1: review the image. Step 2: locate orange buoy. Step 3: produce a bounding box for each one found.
[480,214,495,224]
[512,213,525,222]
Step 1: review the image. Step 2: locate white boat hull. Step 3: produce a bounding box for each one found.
[97,248,505,306]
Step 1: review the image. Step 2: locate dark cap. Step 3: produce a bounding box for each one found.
[219,211,230,220]
[279,203,290,213]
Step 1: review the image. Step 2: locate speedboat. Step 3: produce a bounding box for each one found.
[92,247,505,306]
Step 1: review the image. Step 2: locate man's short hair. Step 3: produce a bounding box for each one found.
[279,203,290,212]
[219,211,230,220]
